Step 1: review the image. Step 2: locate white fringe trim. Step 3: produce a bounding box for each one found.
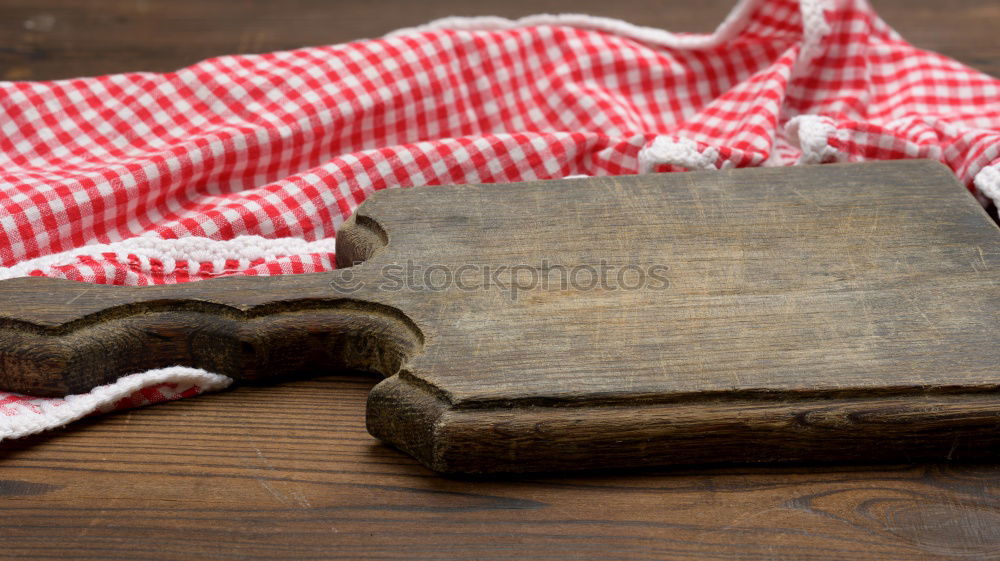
[638,137,721,173]
[786,115,844,164]
[974,162,1000,206]
[385,0,766,49]
[387,0,832,62]
[0,235,337,280]
[0,368,233,441]
[798,0,834,65]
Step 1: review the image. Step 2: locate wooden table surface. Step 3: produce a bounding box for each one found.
[1,1,998,559]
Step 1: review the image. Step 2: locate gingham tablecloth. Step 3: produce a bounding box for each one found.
[1,0,998,440]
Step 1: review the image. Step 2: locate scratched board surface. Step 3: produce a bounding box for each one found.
[342,160,999,404]
[347,160,1000,472]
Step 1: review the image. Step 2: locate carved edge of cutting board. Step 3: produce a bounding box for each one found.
[366,373,1000,473]
[0,286,424,396]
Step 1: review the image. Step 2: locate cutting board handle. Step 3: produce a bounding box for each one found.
[0,214,422,397]
[0,282,422,402]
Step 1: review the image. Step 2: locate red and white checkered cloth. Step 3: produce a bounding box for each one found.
[2,0,998,441]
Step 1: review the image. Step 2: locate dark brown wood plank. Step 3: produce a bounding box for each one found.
[1,1,996,81]
[0,0,731,80]
[3,374,1000,561]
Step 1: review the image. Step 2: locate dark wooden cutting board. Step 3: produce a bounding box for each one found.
[1,160,997,473]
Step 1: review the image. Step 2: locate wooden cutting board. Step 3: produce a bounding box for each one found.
[1,160,998,473]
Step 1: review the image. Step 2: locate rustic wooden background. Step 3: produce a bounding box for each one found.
[2,0,999,80]
[1,1,999,559]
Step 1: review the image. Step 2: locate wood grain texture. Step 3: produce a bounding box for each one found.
[358,160,1000,472]
[3,374,1000,561]
[1,160,997,473]
[0,279,423,396]
[2,0,1000,557]
[1,0,997,80]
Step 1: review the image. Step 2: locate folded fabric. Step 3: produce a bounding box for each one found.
[1,0,997,441]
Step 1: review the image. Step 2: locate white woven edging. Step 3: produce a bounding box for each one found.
[974,161,1000,207]
[0,235,337,280]
[797,0,834,65]
[786,115,844,164]
[638,137,722,173]
[386,0,832,56]
[386,0,766,49]
[0,368,233,441]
